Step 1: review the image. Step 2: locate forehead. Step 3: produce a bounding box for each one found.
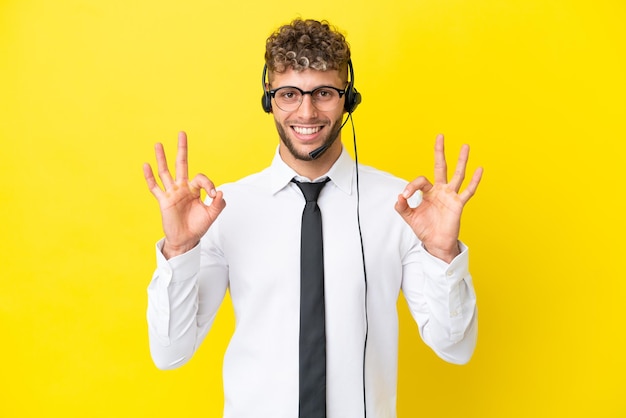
[270,68,344,89]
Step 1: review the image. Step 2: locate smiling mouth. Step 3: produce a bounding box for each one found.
[292,126,322,135]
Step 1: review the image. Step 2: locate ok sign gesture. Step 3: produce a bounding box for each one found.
[395,134,483,263]
[143,131,226,259]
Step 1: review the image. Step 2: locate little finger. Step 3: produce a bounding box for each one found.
[459,167,484,203]
[143,162,166,199]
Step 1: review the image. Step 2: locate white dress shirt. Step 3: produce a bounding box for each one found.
[147,147,478,418]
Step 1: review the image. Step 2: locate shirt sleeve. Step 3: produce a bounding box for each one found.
[401,241,478,364]
[146,237,229,370]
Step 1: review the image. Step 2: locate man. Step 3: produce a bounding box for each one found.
[143,18,483,418]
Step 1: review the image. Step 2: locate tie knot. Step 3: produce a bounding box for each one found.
[292,178,329,203]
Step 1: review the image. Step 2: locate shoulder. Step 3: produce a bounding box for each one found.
[218,168,272,194]
[356,164,408,194]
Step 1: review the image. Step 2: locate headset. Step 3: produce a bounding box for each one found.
[261,59,362,114]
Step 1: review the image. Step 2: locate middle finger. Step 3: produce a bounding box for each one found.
[433,134,448,184]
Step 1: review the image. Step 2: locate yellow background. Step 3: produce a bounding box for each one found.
[1,0,624,417]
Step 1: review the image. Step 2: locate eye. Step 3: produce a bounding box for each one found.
[277,88,300,102]
[313,88,336,101]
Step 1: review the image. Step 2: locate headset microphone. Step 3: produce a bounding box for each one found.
[307,113,353,160]
[308,144,328,159]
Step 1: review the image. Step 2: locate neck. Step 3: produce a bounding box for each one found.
[280,141,342,180]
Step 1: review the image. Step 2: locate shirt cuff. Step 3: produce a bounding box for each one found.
[155,238,202,287]
[149,239,202,345]
[420,241,469,280]
[421,241,473,343]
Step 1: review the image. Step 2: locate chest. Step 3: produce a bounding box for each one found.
[216,187,408,303]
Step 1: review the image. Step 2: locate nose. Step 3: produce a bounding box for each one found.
[296,93,318,118]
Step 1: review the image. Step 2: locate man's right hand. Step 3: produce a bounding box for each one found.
[143,131,226,259]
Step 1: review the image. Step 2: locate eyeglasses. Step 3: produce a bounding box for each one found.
[269,85,346,112]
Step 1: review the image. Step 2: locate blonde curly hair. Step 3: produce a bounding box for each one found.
[265,19,351,75]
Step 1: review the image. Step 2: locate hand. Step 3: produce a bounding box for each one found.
[395,134,483,263]
[143,131,226,259]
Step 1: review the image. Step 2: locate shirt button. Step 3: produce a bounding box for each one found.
[447,270,454,276]
[451,310,459,317]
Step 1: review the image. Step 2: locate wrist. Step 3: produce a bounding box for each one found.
[162,239,198,259]
[423,241,460,264]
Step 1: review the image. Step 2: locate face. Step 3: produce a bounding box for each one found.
[270,68,346,162]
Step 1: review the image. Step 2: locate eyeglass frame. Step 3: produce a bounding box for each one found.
[268,85,347,111]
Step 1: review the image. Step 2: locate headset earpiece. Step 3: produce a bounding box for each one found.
[261,64,272,113]
[344,60,362,113]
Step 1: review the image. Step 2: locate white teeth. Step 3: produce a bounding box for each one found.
[293,126,321,135]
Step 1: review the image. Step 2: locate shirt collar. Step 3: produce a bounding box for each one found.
[269,146,354,196]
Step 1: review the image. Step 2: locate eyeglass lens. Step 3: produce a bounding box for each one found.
[273,87,342,111]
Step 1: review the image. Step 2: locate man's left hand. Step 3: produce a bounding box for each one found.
[395,134,483,263]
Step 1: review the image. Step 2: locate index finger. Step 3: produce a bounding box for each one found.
[176,131,189,182]
[433,134,448,184]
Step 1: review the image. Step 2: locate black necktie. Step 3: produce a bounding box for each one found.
[293,178,329,418]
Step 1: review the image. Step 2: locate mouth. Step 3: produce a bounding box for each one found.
[292,125,323,136]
